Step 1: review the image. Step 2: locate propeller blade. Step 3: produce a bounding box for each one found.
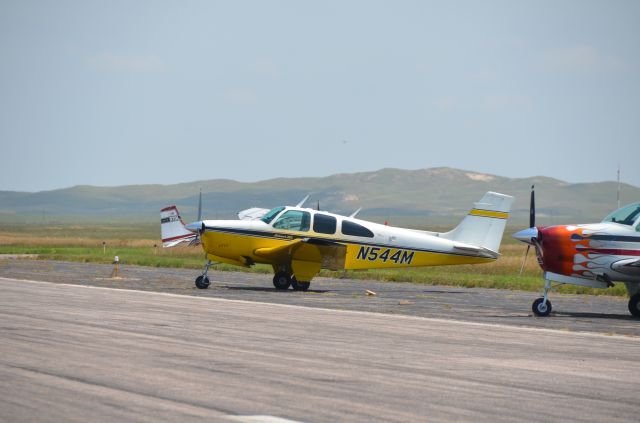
[197,189,202,221]
[519,245,530,275]
[529,184,535,228]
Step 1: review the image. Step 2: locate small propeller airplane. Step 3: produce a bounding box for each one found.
[513,186,640,317]
[161,191,513,291]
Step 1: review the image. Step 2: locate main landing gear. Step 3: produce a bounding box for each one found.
[272,271,310,291]
[195,260,214,289]
[532,279,553,317]
[629,294,640,318]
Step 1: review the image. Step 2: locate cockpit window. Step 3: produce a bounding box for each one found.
[273,210,311,232]
[602,203,640,226]
[260,207,285,224]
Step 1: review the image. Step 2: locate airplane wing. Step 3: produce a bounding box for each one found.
[254,238,309,262]
[238,207,271,220]
[254,238,346,270]
[611,258,640,277]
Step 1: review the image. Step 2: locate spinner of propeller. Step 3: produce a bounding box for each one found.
[513,185,545,274]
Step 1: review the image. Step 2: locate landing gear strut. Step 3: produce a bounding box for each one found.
[195,260,214,289]
[532,279,552,317]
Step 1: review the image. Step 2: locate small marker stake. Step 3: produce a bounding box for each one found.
[111,255,120,278]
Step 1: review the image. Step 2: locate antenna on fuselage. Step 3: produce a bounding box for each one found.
[617,165,621,209]
[296,195,309,208]
[317,200,320,211]
[349,207,362,218]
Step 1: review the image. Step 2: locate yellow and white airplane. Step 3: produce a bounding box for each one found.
[161,192,514,290]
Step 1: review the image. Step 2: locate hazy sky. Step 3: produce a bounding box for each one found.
[1,0,639,192]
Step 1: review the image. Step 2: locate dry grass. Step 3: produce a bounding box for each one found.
[0,234,156,248]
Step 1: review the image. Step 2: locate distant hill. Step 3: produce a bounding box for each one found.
[1,167,638,225]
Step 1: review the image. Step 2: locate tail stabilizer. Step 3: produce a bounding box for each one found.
[441,192,514,254]
[160,205,196,247]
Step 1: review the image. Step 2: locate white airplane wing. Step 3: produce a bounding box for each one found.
[238,207,271,220]
[611,258,640,277]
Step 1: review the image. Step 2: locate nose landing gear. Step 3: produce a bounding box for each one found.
[195,260,215,289]
[532,297,552,316]
[532,279,553,317]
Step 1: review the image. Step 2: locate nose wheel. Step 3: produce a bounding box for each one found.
[195,260,215,289]
[532,297,552,316]
[532,279,553,317]
[195,275,210,289]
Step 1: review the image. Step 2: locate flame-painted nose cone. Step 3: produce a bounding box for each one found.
[512,227,538,244]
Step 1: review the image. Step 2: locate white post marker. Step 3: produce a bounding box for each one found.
[111,256,120,278]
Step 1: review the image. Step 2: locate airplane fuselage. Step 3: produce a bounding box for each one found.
[536,223,640,285]
[198,211,496,277]
[165,191,513,290]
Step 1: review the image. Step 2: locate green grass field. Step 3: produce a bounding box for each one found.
[0,222,628,296]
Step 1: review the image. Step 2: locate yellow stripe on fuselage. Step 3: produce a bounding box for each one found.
[468,209,509,219]
[344,244,494,269]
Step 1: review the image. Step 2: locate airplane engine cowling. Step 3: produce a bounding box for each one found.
[535,226,582,275]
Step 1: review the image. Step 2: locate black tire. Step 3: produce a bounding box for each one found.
[291,279,311,291]
[272,271,291,290]
[195,275,210,289]
[628,294,640,318]
[532,297,552,317]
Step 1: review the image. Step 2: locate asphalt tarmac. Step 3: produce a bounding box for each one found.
[1,275,639,423]
[0,259,637,336]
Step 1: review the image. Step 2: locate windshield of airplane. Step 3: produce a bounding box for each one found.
[602,203,640,226]
[260,207,285,224]
[273,210,311,232]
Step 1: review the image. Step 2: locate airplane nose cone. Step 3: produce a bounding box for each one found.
[185,221,203,232]
[512,227,538,244]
